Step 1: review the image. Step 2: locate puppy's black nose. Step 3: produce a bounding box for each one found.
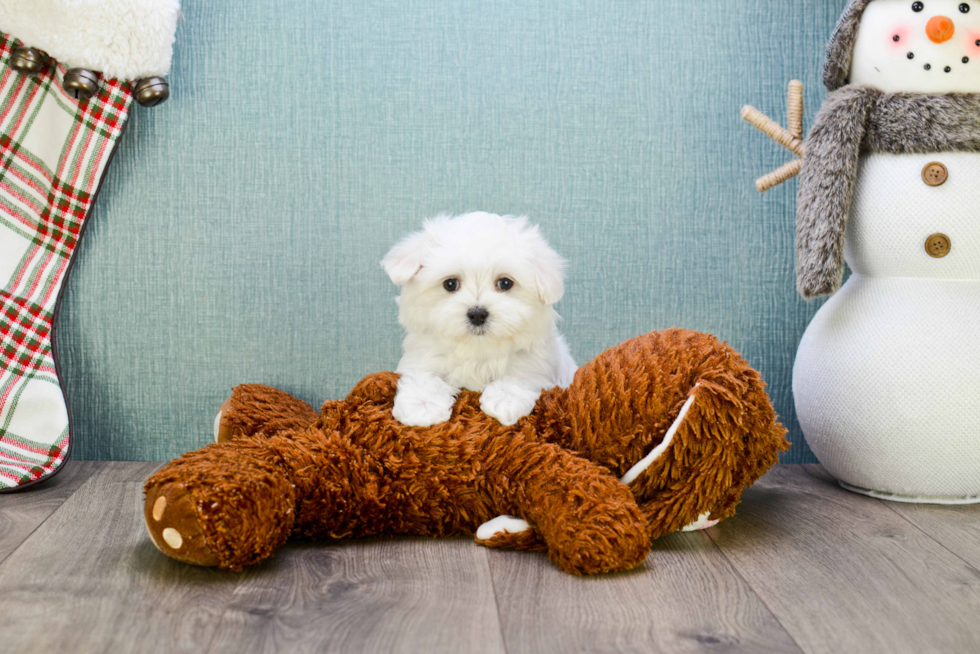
[467,307,489,327]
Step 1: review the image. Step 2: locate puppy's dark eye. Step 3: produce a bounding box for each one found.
[495,278,514,292]
[443,278,460,292]
[961,3,970,13]
[913,1,924,11]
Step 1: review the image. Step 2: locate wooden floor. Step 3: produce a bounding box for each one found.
[1,463,979,654]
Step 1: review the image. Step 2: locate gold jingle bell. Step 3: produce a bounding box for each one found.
[10,46,46,74]
[134,77,170,107]
[63,68,100,101]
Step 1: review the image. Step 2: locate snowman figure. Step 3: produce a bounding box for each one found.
[768,0,980,502]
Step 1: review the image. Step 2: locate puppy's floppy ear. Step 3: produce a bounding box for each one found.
[512,216,566,305]
[531,245,566,305]
[381,229,430,286]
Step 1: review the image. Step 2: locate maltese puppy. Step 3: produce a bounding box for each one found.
[382,212,576,427]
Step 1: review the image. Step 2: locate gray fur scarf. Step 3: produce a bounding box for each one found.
[796,87,980,299]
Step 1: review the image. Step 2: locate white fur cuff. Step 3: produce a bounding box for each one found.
[0,0,181,81]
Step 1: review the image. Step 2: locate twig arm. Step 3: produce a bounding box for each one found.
[756,158,802,193]
[742,80,807,193]
[788,80,804,139]
[741,105,805,157]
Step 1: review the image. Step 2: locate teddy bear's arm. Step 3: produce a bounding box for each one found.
[214,384,320,444]
[479,433,651,575]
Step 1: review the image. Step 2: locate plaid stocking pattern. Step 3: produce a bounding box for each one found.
[0,33,133,490]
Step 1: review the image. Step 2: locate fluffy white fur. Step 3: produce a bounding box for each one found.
[382,212,577,427]
[0,0,181,81]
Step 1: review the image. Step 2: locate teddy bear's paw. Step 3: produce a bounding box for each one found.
[213,397,239,444]
[213,410,222,443]
[144,486,220,567]
[681,511,721,532]
[475,516,545,551]
[476,515,531,540]
[480,383,539,426]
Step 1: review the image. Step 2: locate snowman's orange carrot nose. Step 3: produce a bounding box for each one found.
[926,16,955,44]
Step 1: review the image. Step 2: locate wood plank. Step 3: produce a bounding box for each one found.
[0,460,99,565]
[9,461,976,654]
[205,537,507,654]
[710,465,980,654]
[0,461,241,654]
[804,465,980,571]
[487,529,802,654]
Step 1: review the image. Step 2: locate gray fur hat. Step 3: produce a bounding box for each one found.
[824,0,876,91]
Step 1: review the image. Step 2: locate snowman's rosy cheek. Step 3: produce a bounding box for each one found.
[889,25,911,49]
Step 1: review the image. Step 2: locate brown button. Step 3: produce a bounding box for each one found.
[925,233,951,258]
[922,162,948,186]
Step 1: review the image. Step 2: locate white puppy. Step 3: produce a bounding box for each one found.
[382,212,577,427]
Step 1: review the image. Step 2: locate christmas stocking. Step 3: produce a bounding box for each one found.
[0,2,181,491]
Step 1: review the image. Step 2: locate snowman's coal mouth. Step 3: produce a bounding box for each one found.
[915,55,971,73]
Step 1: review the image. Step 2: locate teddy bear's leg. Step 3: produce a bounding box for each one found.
[616,386,719,531]
[147,425,384,570]
[481,435,650,575]
[552,330,788,540]
[215,384,319,443]
[626,381,786,539]
[145,438,299,569]
[620,385,699,486]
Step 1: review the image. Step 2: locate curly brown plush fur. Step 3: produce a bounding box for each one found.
[144,329,788,575]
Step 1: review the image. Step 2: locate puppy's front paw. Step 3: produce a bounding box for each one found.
[480,383,540,426]
[392,383,455,427]
[392,397,452,427]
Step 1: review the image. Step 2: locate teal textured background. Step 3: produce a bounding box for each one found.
[58,0,843,463]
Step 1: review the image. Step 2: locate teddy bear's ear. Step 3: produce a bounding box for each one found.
[512,217,566,305]
[381,229,430,285]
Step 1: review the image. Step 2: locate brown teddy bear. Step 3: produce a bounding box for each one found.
[143,329,788,575]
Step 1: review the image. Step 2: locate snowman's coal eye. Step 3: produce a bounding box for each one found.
[912,1,924,11]
[960,3,970,13]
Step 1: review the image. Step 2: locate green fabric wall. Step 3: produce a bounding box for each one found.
[59,0,845,463]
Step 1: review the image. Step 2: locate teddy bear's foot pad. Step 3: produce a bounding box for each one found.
[213,397,236,444]
[144,486,220,567]
[681,512,721,532]
[476,515,531,540]
[475,515,546,551]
